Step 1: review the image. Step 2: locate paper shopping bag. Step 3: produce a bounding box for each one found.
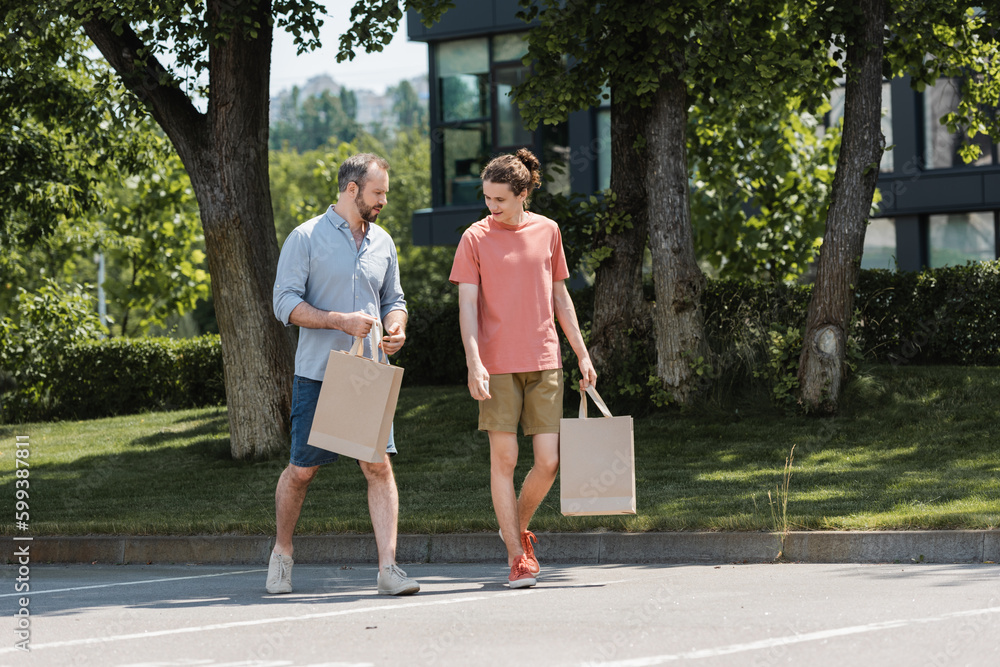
[560,385,636,516]
[307,322,404,463]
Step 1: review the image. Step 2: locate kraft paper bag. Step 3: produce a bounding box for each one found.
[560,385,636,516]
[307,321,404,463]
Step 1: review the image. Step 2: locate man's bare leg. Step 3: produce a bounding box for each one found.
[360,454,398,569]
[274,463,319,556]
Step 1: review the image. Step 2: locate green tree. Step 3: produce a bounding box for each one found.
[514,0,830,405]
[269,130,451,302]
[99,149,209,337]
[797,1,1000,412]
[5,0,453,458]
[2,140,210,342]
[270,87,362,151]
[798,0,1000,412]
[389,79,428,132]
[689,99,841,282]
[0,12,154,249]
[0,280,106,422]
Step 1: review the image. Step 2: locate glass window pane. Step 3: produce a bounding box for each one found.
[924,79,994,168]
[826,84,893,172]
[925,79,962,169]
[596,110,611,191]
[436,38,490,122]
[443,124,491,206]
[862,217,896,270]
[495,65,533,148]
[492,33,529,62]
[542,122,570,197]
[440,73,489,122]
[929,212,996,267]
[436,38,489,77]
[880,81,893,173]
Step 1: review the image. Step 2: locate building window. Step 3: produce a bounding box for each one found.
[828,82,894,173]
[923,78,996,169]
[928,211,997,267]
[433,33,544,206]
[595,109,611,191]
[862,217,897,270]
[431,32,571,207]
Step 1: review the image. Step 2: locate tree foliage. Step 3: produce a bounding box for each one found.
[0,7,156,248]
[270,86,362,151]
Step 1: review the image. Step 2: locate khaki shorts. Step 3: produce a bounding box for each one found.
[479,369,564,435]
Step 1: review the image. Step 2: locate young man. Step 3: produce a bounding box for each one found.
[268,152,418,596]
[450,149,597,589]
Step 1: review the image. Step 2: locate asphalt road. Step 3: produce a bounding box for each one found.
[1,562,998,666]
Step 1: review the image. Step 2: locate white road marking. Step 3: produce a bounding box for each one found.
[0,578,638,655]
[0,569,267,598]
[580,606,1000,666]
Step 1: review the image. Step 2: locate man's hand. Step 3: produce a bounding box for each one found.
[340,311,377,337]
[381,322,406,356]
[578,356,597,391]
[468,363,491,401]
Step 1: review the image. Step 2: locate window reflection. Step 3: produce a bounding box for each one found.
[443,125,491,206]
[862,217,896,270]
[924,78,994,168]
[929,212,996,267]
[494,65,533,148]
[436,38,489,123]
[826,83,893,172]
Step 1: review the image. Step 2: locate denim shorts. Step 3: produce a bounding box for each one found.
[289,375,397,467]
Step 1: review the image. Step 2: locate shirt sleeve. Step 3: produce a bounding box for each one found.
[449,229,481,285]
[272,229,308,326]
[551,224,570,282]
[379,241,407,319]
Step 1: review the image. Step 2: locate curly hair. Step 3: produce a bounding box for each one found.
[480,148,542,202]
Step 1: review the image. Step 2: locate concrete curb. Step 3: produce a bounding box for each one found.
[12,530,999,566]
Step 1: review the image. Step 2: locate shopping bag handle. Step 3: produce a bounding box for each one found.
[578,385,614,419]
[347,319,389,364]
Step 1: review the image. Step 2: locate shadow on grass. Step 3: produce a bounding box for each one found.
[2,368,998,535]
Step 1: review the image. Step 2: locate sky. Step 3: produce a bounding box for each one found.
[269,1,430,96]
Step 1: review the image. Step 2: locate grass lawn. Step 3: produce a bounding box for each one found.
[1,364,998,536]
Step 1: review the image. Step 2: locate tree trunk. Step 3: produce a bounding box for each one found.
[645,69,710,405]
[84,0,296,459]
[588,91,653,376]
[798,0,886,412]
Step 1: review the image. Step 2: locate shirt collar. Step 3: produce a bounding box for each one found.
[324,205,351,229]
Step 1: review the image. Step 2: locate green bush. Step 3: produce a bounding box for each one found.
[0,280,107,422]
[395,297,466,387]
[5,261,995,422]
[48,336,226,420]
[1,335,225,423]
[854,262,1000,366]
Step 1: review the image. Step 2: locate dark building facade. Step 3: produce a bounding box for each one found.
[408,3,1000,271]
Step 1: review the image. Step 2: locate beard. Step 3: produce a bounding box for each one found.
[356,190,381,223]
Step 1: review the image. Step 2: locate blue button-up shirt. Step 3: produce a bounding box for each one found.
[273,206,407,381]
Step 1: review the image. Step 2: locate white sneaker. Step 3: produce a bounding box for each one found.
[377,564,420,595]
[266,551,293,594]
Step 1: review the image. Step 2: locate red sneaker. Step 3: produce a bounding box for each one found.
[520,530,540,575]
[508,554,537,589]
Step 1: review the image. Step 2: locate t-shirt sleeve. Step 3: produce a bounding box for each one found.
[449,230,481,285]
[551,224,570,282]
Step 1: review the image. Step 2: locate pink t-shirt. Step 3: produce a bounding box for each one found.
[449,212,571,375]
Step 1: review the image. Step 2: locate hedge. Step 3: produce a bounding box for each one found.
[46,335,225,421]
[4,261,997,423]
